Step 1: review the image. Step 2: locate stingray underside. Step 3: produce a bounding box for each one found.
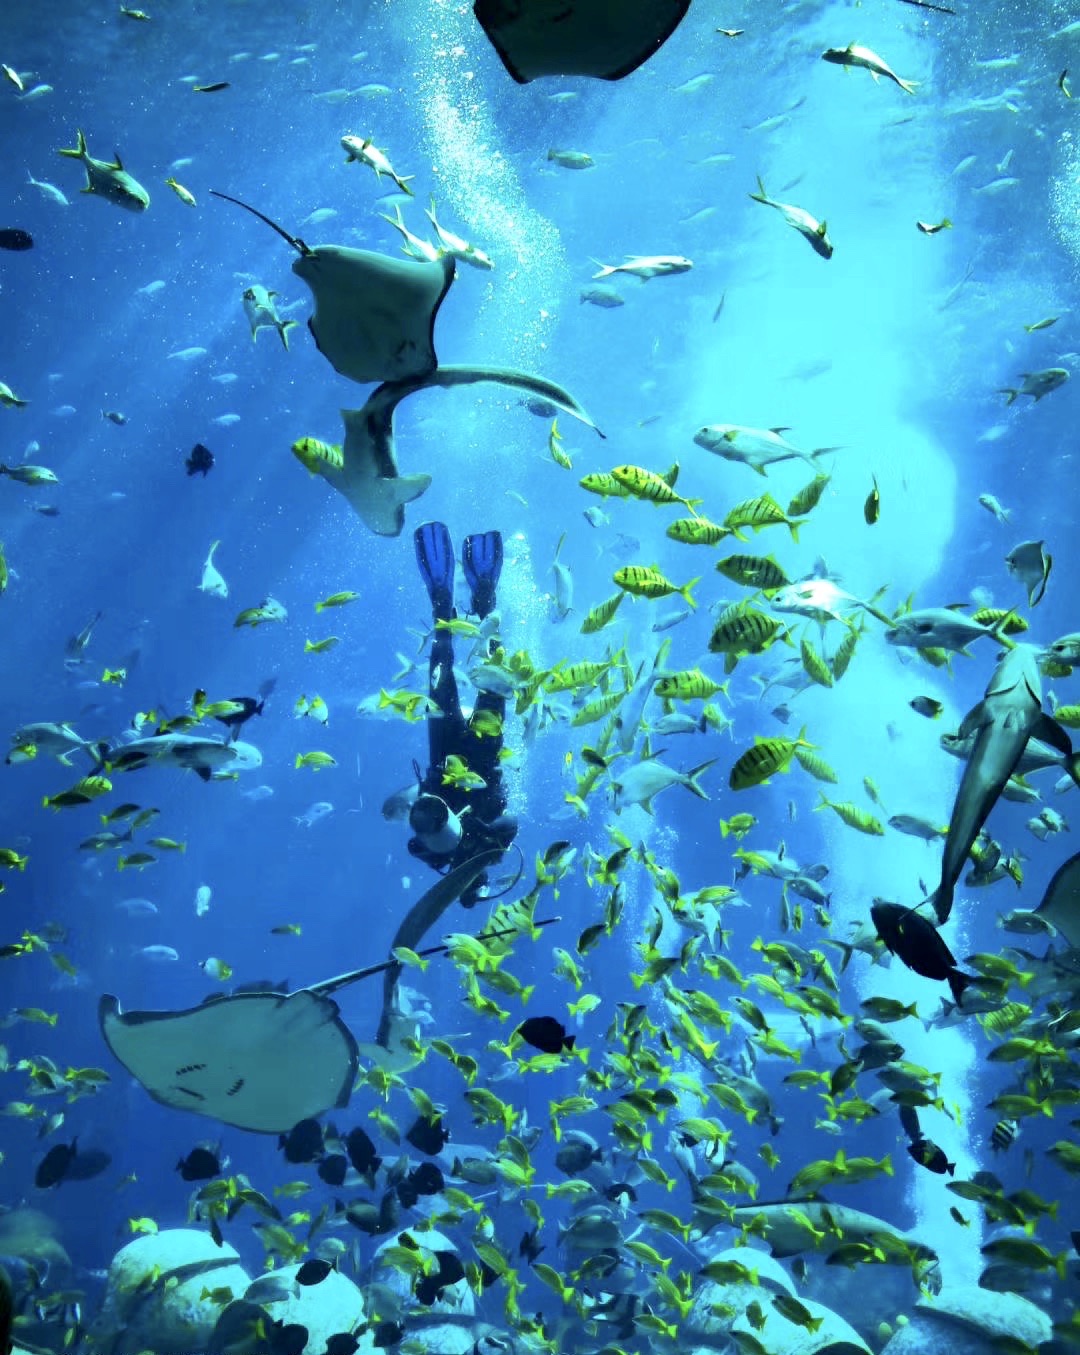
[473,0,691,83]
[99,988,358,1133]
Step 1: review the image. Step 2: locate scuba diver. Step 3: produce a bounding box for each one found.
[406,521,518,908]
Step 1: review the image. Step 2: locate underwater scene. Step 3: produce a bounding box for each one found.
[2,0,1080,1353]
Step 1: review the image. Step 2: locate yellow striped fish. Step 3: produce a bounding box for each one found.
[580,591,625,634]
[580,472,631,499]
[611,464,702,513]
[614,566,698,608]
[716,553,790,591]
[653,669,726,701]
[667,516,728,545]
[291,437,343,476]
[729,728,813,790]
[725,493,801,542]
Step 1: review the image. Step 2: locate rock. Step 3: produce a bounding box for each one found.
[253,1264,375,1355]
[730,1295,872,1355]
[87,1228,250,1355]
[881,1285,1052,1355]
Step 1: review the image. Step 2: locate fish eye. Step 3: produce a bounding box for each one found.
[914,620,933,634]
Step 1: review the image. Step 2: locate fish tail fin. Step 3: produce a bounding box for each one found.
[680,577,700,610]
[899,78,919,94]
[787,520,801,544]
[946,968,970,1006]
[279,319,298,350]
[57,129,87,158]
[749,175,768,203]
[997,388,1019,406]
[396,174,415,196]
[686,758,717,800]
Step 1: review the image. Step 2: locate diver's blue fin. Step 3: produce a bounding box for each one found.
[463,531,503,619]
[414,521,455,620]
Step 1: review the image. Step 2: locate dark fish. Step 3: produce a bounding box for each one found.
[279,1118,323,1164]
[0,229,33,251]
[214,695,264,740]
[193,81,230,93]
[870,900,974,1004]
[406,1161,444,1197]
[990,1118,1018,1153]
[516,1015,575,1055]
[415,1250,465,1306]
[177,1146,221,1181]
[65,1148,112,1181]
[266,1321,309,1355]
[863,476,880,525]
[345,1191,399,1235]
[32,505,60,517]
[326,1336,361,1355]
[295,1259,334,1286]
[519,1227,545,1264]
[907,1138,955,1175]
[185,442,214,476]
[371,1322,404,1349]
[346,1126,381,1176]
[317,1154,348,1187]
[405,1113,450,1156]
[35,1139,77,1188]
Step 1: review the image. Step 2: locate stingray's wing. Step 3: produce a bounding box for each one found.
[293,247,455,386]
[99,989,357,1133]
[473,0,691,84]
[1034,851,1080,950]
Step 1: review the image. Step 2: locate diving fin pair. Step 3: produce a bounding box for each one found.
[415,523,503,621]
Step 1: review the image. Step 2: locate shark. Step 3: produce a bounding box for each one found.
[931,644,1080,924]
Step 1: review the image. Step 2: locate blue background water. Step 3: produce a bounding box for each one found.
[1,0,1077,1335]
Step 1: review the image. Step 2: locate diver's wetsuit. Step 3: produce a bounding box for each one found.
[407,524,518,907]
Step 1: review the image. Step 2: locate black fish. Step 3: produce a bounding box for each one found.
[326,1336,360,1355]
[371,1322,404,1349]
[193,81,230,92]
[345,1190,399,1236]
[295,1259,334,1286]
[346,1126,381,1176]
[519,1227,545,1264]
[907,1138,955,1175]
[65,1148,112,1181]
[415,1250,464,1306]
[35,1139,77,1188]
[870,900,974,1004]
[407,1161,444,1197]
[279,1118,323,1164]
[0,228,33,251]
[177,1146,221,1181]
[186,442,214,476]
[266,1321,308,1355]
[516,1015,575,1055]
[317,1154,348,1187]
[405,1113,450,1156]
[213,696,264,740]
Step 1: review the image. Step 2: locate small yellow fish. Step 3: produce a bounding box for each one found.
[295,751,337,771]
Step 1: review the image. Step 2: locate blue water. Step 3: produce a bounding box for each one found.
[2,0,1078,1349]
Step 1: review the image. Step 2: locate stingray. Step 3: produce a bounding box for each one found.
[1033,850,1080,950]
[100,853,553,1132]
[332,366,604,536]
[473,0,691,84]
[210,190,605,536]
[210,190,455,386]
